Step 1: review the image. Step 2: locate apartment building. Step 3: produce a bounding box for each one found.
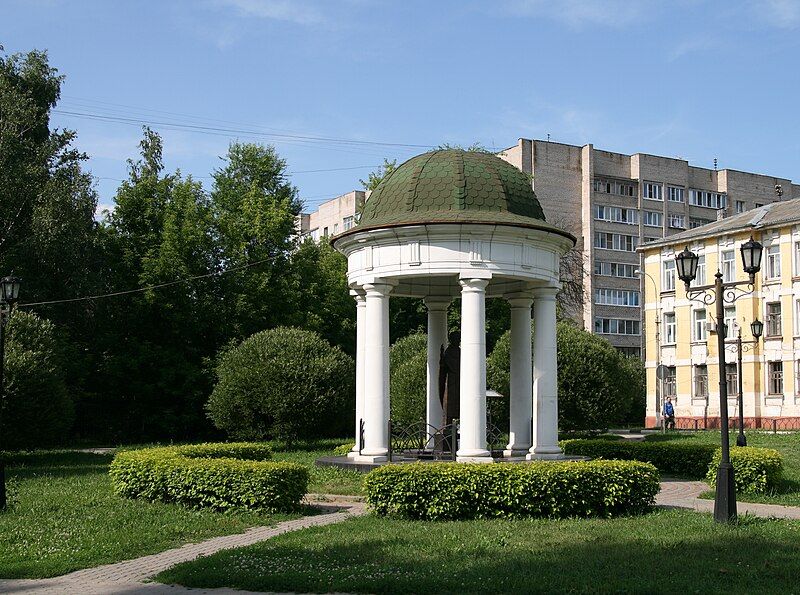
[640,199,800,428]
[499,139,799,356]
[297,190,365,241]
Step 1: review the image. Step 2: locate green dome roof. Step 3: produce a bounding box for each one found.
[354,150,553,231]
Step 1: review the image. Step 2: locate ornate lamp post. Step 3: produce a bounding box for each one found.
[0,275,21,511]
[675,237,763,523]
[731,320,762,447]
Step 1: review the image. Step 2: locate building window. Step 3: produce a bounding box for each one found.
[643,211,662,227]
[617,346,641,357]
[689,217,712,229]
[768,361,784,395]
[795,299,800,335]
[668,213,686,229]
[323,226,329,237]
[594,317,640,335]
[736,200,745,214]
[594,261,638,278]
[595,205,638,224]
[796,361,800,394]
[689,189,727,209]
[794,241,800,276]
[310,228,320,242]
[668,187,684,202]
[644,236,661,243]
[766,244,781,280]
[617,182,636,196]
[724,306,736,338]
[694,365,708,398]
[663,366,677,397]
[594,232,638,252]
[691,255,706,287]
[722,250,735,283]
[693,308,707,341]
[664,312,676,344]
[333,223,339,234]
[767,302,782,337]
[755,202,764,208]
[726,363,738,396]
[343,216,355,231]
[595,289,640,306]
[662,260,676,292]
[643,182,663,201]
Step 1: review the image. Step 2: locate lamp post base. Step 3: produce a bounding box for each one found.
[736,433,747,447]
[713,462,737,523]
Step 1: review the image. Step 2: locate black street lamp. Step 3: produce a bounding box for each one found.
[730,320,763,447]
[675,236,762,523]
[0,275,21,511]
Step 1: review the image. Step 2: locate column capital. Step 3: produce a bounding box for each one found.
[363,281,394,297]
[532,286,559,300]
[505,292,534,309]
[350,288,366,303]
[423,296,451,311]
[459,278,490,292]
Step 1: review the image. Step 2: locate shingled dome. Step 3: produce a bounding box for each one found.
[349,149,562,234]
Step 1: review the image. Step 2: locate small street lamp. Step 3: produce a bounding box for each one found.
[0,275,21,511]
[675,236,763,523]
[730,320,763,447]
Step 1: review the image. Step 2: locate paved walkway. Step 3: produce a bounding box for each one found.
[4,484,800,594]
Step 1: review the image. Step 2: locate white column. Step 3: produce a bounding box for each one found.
[347,289,366,458]
[424,297,450,435]
[504,293,533,457]
[358,282,392,462]
[457,278,492,462]
[528,286,562,459]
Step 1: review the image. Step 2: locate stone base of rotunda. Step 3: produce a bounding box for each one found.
[526,450,567,461]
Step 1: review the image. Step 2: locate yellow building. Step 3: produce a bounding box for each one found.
[640,199,800,429]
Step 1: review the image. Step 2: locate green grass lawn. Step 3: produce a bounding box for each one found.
[156,509,800,594]
[269,440,363,496]
[645,431,800,506]
[0,450,297,579]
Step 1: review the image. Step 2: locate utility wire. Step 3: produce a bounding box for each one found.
[19,256,277,308]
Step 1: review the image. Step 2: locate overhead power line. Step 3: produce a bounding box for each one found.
[19,256,278,308]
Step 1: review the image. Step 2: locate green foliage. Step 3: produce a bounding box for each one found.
[389,334,428,425]
[487,321,642,430]
[109,443,307,512]
[206,327,354,442]
[360,158,397,192]
[619,355,646,425]
[364,460,659,520]
[332,443,355,456]
[1,311,73,449]
[706,447,783,494]
[561,439,718,478]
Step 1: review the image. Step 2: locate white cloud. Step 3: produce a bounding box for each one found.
[94,202,115,221]
[752,0,800,28]
[498,0,660,28]
[208,0,324,25]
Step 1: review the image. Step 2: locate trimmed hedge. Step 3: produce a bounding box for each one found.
[706,447,783,494]
[560,439,717,478]
[109,443,308,512]
[333,442,355,456]
[363,461,660,520]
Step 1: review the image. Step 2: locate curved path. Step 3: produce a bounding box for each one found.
[3,485,800,594]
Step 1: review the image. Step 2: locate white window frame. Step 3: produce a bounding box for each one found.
[667,186,684,202]
[662,260,676,292]
[643,181,663,201]
[722,250,735,283]
[767,301,782,337]
[736,200,745,214]
[663,312,676,345]
[643,211,662,227]
[668,213,686,229]
[724,306,737,338]
[693,308,707,341]
[768,361,784,395]
[766,244,781,280]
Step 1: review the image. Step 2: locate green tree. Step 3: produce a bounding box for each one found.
[389,333,428,426]
[0,311,73,449]
[359,158,397,192]
[206,327,354,442]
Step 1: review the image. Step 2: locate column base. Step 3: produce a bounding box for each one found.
[526,447,564,460]
[346,450,359,459]
[456,454,494,463]
[503,447,530,458]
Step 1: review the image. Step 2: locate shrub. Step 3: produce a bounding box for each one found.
[561,439,718,478]
[0,311,73,449]
[109,443,308,511]
[389,333,427,426]
[364,460,659,520]
[706,447,783,494]
[206,327,354,443]
[333,442,355,456]
[486,321,641,431]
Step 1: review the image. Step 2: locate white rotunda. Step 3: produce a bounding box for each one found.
[332,150,575,463]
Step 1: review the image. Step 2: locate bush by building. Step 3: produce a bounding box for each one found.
[109,443,307,511]
[389,333,428,426]
[206,327,354,443]
[364,460,659,520]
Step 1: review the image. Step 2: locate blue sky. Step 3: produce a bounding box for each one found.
[4,0,800,215]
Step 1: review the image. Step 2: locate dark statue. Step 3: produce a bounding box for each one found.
[438,331,461,426]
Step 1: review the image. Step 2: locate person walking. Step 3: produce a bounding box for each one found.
[663,397,676,430]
